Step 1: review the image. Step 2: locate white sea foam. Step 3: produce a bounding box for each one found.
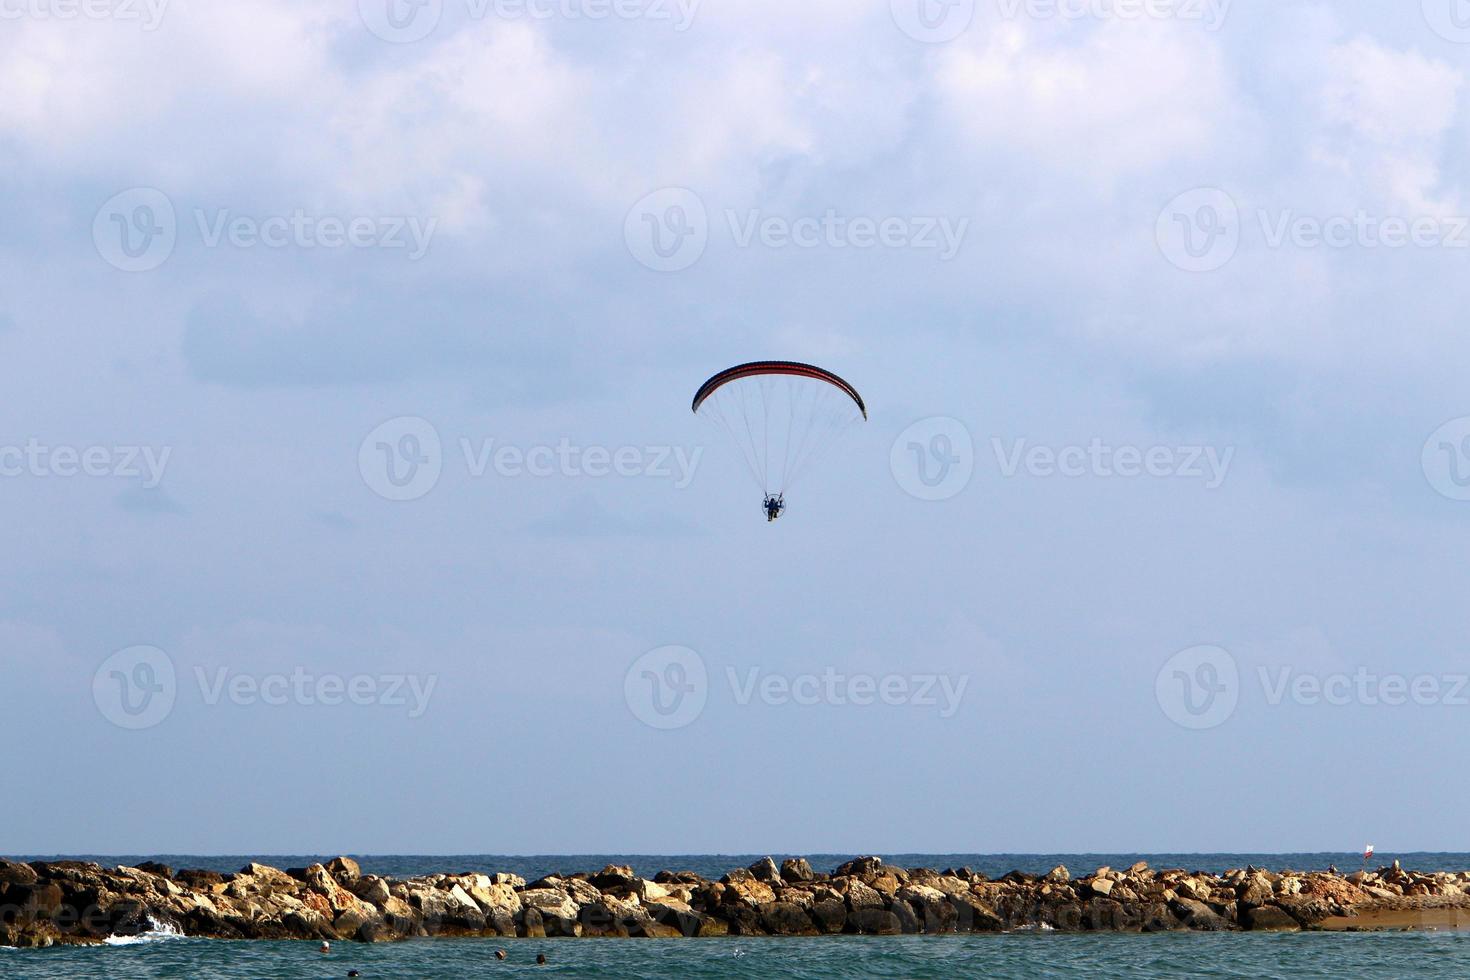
[103,917,184,945]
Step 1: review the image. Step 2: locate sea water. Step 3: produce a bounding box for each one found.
[8,932,1470,979]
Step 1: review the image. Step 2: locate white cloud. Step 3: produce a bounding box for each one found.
[0,3,333,166]
[932,20,1237,186]
[1315,38,1463,214]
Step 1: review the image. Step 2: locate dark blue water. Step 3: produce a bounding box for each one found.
[17,852,1464,880]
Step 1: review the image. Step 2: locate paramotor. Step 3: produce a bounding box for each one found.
[692,361,866,518]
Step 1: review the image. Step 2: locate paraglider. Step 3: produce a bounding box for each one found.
[692,361,866,520]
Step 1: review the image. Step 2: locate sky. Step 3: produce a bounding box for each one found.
[5,0,1470,857]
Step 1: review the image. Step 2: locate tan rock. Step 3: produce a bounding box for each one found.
[353,876,392,906]
[464,881,521,916]
[1238,874,1273,908]
[326,857,361,886]
[871,873,903,897]
[932,876,971,897]
[898,884,947,905]
[722,877,776,906]
[843,880,885,909]
[521,888,580,922]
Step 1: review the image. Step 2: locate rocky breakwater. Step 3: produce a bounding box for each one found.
[3,855,1468,947]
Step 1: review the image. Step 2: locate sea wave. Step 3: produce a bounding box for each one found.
[103,917,184,946]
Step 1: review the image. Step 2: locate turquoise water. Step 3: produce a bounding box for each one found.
[7,933,1470,979]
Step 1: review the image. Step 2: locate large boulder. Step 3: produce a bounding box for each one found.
[870,870,906,896]
[810,898,846,933]
[1079,898,1134,931]
[720,903,764,935]
[515,905,541,938]
[833,857,885,878]
[0,860,39,887]
[326,857,362,887]
[410,882,486,934]
[135,861,174,881]
[332,906,380,940]
[840,879,885,910]
[900,885,958,933]
[720,870,776,907]
[1169,897,1234,931]
[889,898,921,934]
[579,894,652,937]
[929,875,976,899]
[460,877,521,920]
[238,864,299,891]
[642,879,676,902]
[1141,902,1182,932]
[9,882,65,921]
[562,878,604,907]
[4,921,60,947]
[849,907,902,935]
[519,888,581,936]
[175,869,226,890]
[1245,904,1300,931]
[590,865,641,894]
[773,887,813,911]
[1273,896,1339,927]
[759,901,817,936]
[748,857,782,883]
[352,876,393,906]
[299,865,377,922]
[1237,874,1274,908]
[645,897,705,937]
[955,894,1006,932]
[781,858,815,883]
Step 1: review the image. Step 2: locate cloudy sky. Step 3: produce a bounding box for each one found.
[5,0,1470,856]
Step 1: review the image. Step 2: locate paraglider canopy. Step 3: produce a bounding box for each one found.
[692,361,867,418]
[692,360,866,513]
